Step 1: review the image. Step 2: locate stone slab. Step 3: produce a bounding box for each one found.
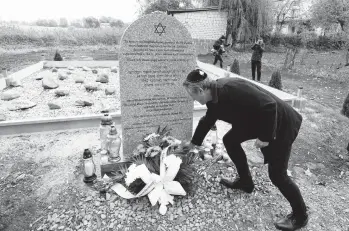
[119,11,197,158]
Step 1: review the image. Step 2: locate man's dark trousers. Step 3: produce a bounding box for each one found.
[251,60,261,81]
[214,54,223,68]
[223,124,307,218]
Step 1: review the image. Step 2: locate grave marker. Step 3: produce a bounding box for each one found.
[119,11,196,158]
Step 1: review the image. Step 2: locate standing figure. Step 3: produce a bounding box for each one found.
[251,39,265,81]
[212,35,227,68]
[183,69,309,231]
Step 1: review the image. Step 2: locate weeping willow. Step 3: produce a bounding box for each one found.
[202,0,272,45]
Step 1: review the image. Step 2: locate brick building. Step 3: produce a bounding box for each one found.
[167,7,227,55]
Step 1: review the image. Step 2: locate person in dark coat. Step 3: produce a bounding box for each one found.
[251,39,265,81]
[212,35,227,68]
[183,69,309,231]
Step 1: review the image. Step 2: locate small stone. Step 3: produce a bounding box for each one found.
[95,201,100,206]
[92,69,98,74]
[48,103,61,110]
[84,84,98,92]
[58,226,64,230]
[111,66,118,73]
[68,66,75,70]
[58,72,68,80]
[85,196,92,202]
[74,76,84,83]
[8,100,36,111]
[96,73,109,83]
[52,68,58,72]
[106,193,111,201]
[54,89,69,97]
[105,87,116,95]
[110,203,115,209]
[50,224,58,230]
[42,76,59,89]
[0,114,6,121]
[101,214,106,219]
[108,223,114,229]
[35,75,44,80]
[82,66,91,71]
[1,91,20,101]
[75,100,93,107]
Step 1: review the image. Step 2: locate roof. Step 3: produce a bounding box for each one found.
[167,6,220,14]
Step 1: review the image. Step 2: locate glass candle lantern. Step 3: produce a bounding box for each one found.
[82,149,97,183]
[107,125,121,162]
[210,124,218,149]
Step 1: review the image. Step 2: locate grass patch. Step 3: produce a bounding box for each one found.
[0,24,124,47]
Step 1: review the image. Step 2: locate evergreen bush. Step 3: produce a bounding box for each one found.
[230,59,240,75]
[341,93,349,118]
[268,70,283,90]
[54,50,63,61]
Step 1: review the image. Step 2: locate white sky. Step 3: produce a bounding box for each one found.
[0,0,140,23]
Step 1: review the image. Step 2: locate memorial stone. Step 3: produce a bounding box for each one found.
[119,11,196,158]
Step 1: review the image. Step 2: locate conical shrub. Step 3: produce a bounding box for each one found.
[229,59,240,75]
[54,50,63,61]
[341,93,349,118]
[268,70,282,90]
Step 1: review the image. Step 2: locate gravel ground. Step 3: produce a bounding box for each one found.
[1,121,349,231]
[0,67,120,120]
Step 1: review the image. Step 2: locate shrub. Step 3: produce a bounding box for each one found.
[230,59,240,75]
[268,70,282,90]
[54,50,63,61]
[341,93,349,118]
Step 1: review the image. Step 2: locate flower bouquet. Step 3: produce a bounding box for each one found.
[111,126,199,215]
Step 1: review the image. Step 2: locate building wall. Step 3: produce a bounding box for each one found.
[170,10,228,55]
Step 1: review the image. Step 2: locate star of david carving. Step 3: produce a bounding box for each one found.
[154,23,166,36]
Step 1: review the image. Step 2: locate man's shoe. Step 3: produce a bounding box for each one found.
[219,177,254,193]
[274,213,309,231]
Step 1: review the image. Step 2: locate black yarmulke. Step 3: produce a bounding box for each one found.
[186,69,207,83]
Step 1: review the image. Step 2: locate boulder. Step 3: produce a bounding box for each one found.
[105,87,116,95]
[84,84,98,92]
[68,66,75,70]
[54,89,69,97]
[96,73,109,83]
[74,76,84,83]
[67,71,73,75]
[8,100,36,111]
[92,69,98,74]
[111,66,118,73]
[52,68,58,73]
[75,100,93,107]
[58,72,68,80]
[1,91,20,101]
[48,103,61,110]
[42,76,59,89]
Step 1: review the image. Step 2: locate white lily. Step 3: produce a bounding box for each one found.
[111,145,186,215]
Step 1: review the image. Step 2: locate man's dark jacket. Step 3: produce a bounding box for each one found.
[191,77,302,161]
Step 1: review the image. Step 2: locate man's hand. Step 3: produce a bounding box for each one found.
[182,141,196,152]
[254,138,269,148]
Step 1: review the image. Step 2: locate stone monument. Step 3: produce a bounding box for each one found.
[119,11,197,158]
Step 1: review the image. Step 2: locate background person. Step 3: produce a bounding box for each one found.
[251,39,265,82]
[212,35,227,68]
